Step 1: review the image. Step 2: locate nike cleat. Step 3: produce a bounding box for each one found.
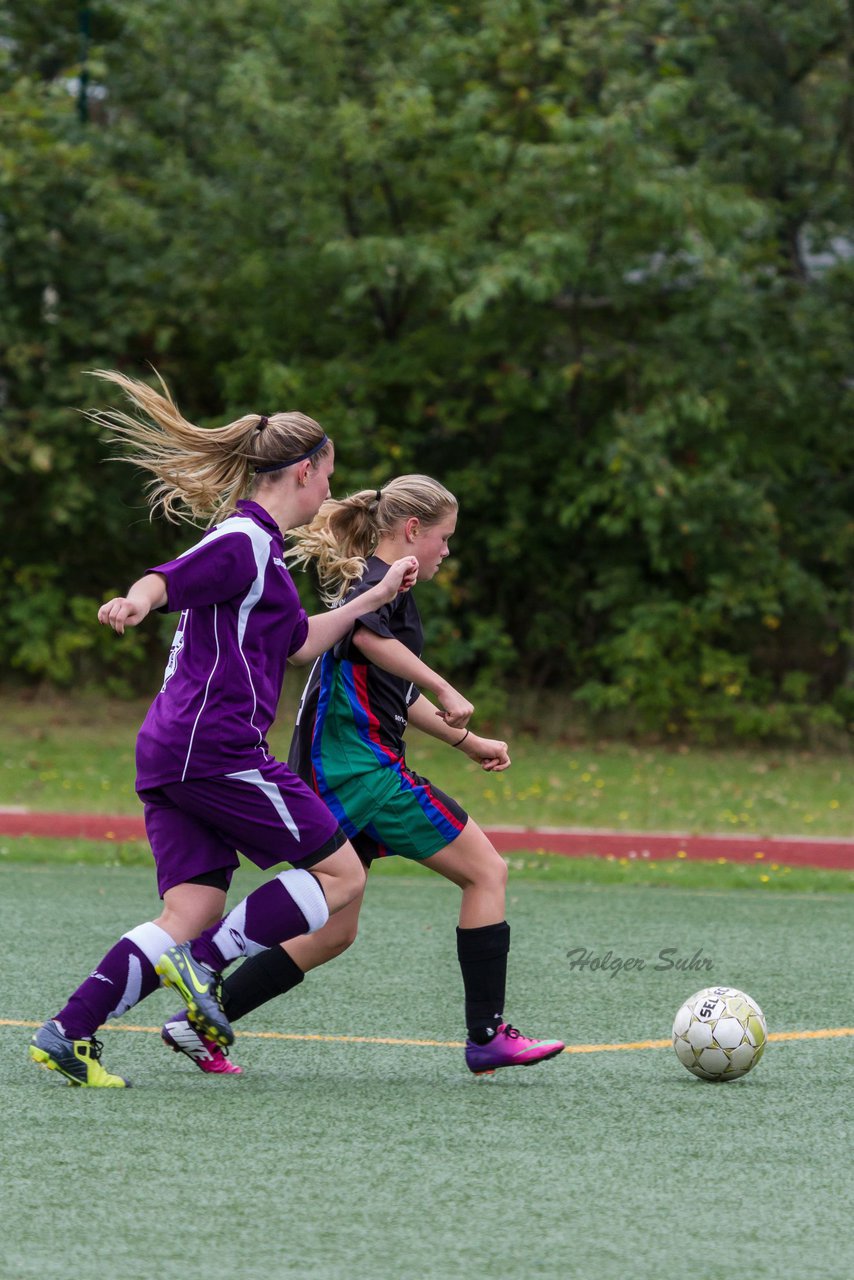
[465,1023,565,1075]
[155,943,234,1046]
[29,1019,129,1088]
[162,1012,243,1075]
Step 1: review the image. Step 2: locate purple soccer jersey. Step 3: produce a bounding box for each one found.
[135,500,309,789]
[38,499,346,1054]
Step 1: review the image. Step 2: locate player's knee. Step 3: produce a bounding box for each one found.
[340,858,367,904]
[324,922,360,959]
[311,849,367,913]
[473,843,507,892]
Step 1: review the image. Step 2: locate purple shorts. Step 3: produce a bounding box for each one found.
[138,759,346,897]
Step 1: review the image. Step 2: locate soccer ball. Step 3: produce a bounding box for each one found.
[672,986,767,1082]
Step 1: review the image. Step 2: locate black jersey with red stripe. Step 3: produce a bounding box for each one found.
[288,556,422,786]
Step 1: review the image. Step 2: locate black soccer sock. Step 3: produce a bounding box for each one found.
[221,945,305,1022]
[456,921,510,1043]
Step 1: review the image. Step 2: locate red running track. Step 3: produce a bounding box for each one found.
[1,810,852,870]
[485,826,854,871]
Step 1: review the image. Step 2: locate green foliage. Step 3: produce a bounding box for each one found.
[1,0,852,740]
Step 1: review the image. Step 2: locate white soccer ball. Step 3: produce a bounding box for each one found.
[672,986,767,1082]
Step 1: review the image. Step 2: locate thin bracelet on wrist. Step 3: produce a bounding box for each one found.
[453,728,470,747]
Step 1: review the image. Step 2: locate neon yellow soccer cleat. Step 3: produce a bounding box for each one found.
[29,1020,129,1087]
[156,943,233,1047]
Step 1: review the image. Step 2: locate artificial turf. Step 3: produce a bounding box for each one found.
[2,861,852,1280]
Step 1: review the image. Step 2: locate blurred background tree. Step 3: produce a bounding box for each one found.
[1,0,852,738]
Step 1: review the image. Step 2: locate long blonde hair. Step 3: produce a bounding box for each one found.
[289,473,458,603]
[88,369,331,526]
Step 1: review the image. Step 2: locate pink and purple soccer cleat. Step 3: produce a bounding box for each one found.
[465,1023,565,1075]
[161,1012,243,1075]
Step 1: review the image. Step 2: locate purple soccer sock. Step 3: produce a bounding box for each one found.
[54,922,176,1041]
[190,869,329,972]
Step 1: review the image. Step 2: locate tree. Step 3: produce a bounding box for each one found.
[1,1,851,739]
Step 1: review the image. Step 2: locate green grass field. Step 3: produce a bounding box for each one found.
[4,691,854,838]
[3,836,853,894]
[3,859,852,1280]
[2,695,853,1277]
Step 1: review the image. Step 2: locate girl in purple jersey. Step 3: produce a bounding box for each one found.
[163,475,564,1076]
[28,371,417,1088]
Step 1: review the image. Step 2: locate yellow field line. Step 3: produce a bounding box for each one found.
[564,1028,854,1052]
[766,1027,854,1042]
[3,1018,852,1053]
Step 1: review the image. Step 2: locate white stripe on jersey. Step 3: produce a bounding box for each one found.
[235,523,272,757]
[294,657,322,727]
[182,601,221,781]
[176,518,273,781]
[226,767,301,842]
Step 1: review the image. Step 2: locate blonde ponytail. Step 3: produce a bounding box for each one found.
[289,474,457,603]
[88,369,330,526]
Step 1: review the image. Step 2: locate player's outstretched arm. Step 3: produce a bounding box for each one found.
[98,573,167,634]
[407,694,510,771]
[352,632,473,728]
[290,556,418,665]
